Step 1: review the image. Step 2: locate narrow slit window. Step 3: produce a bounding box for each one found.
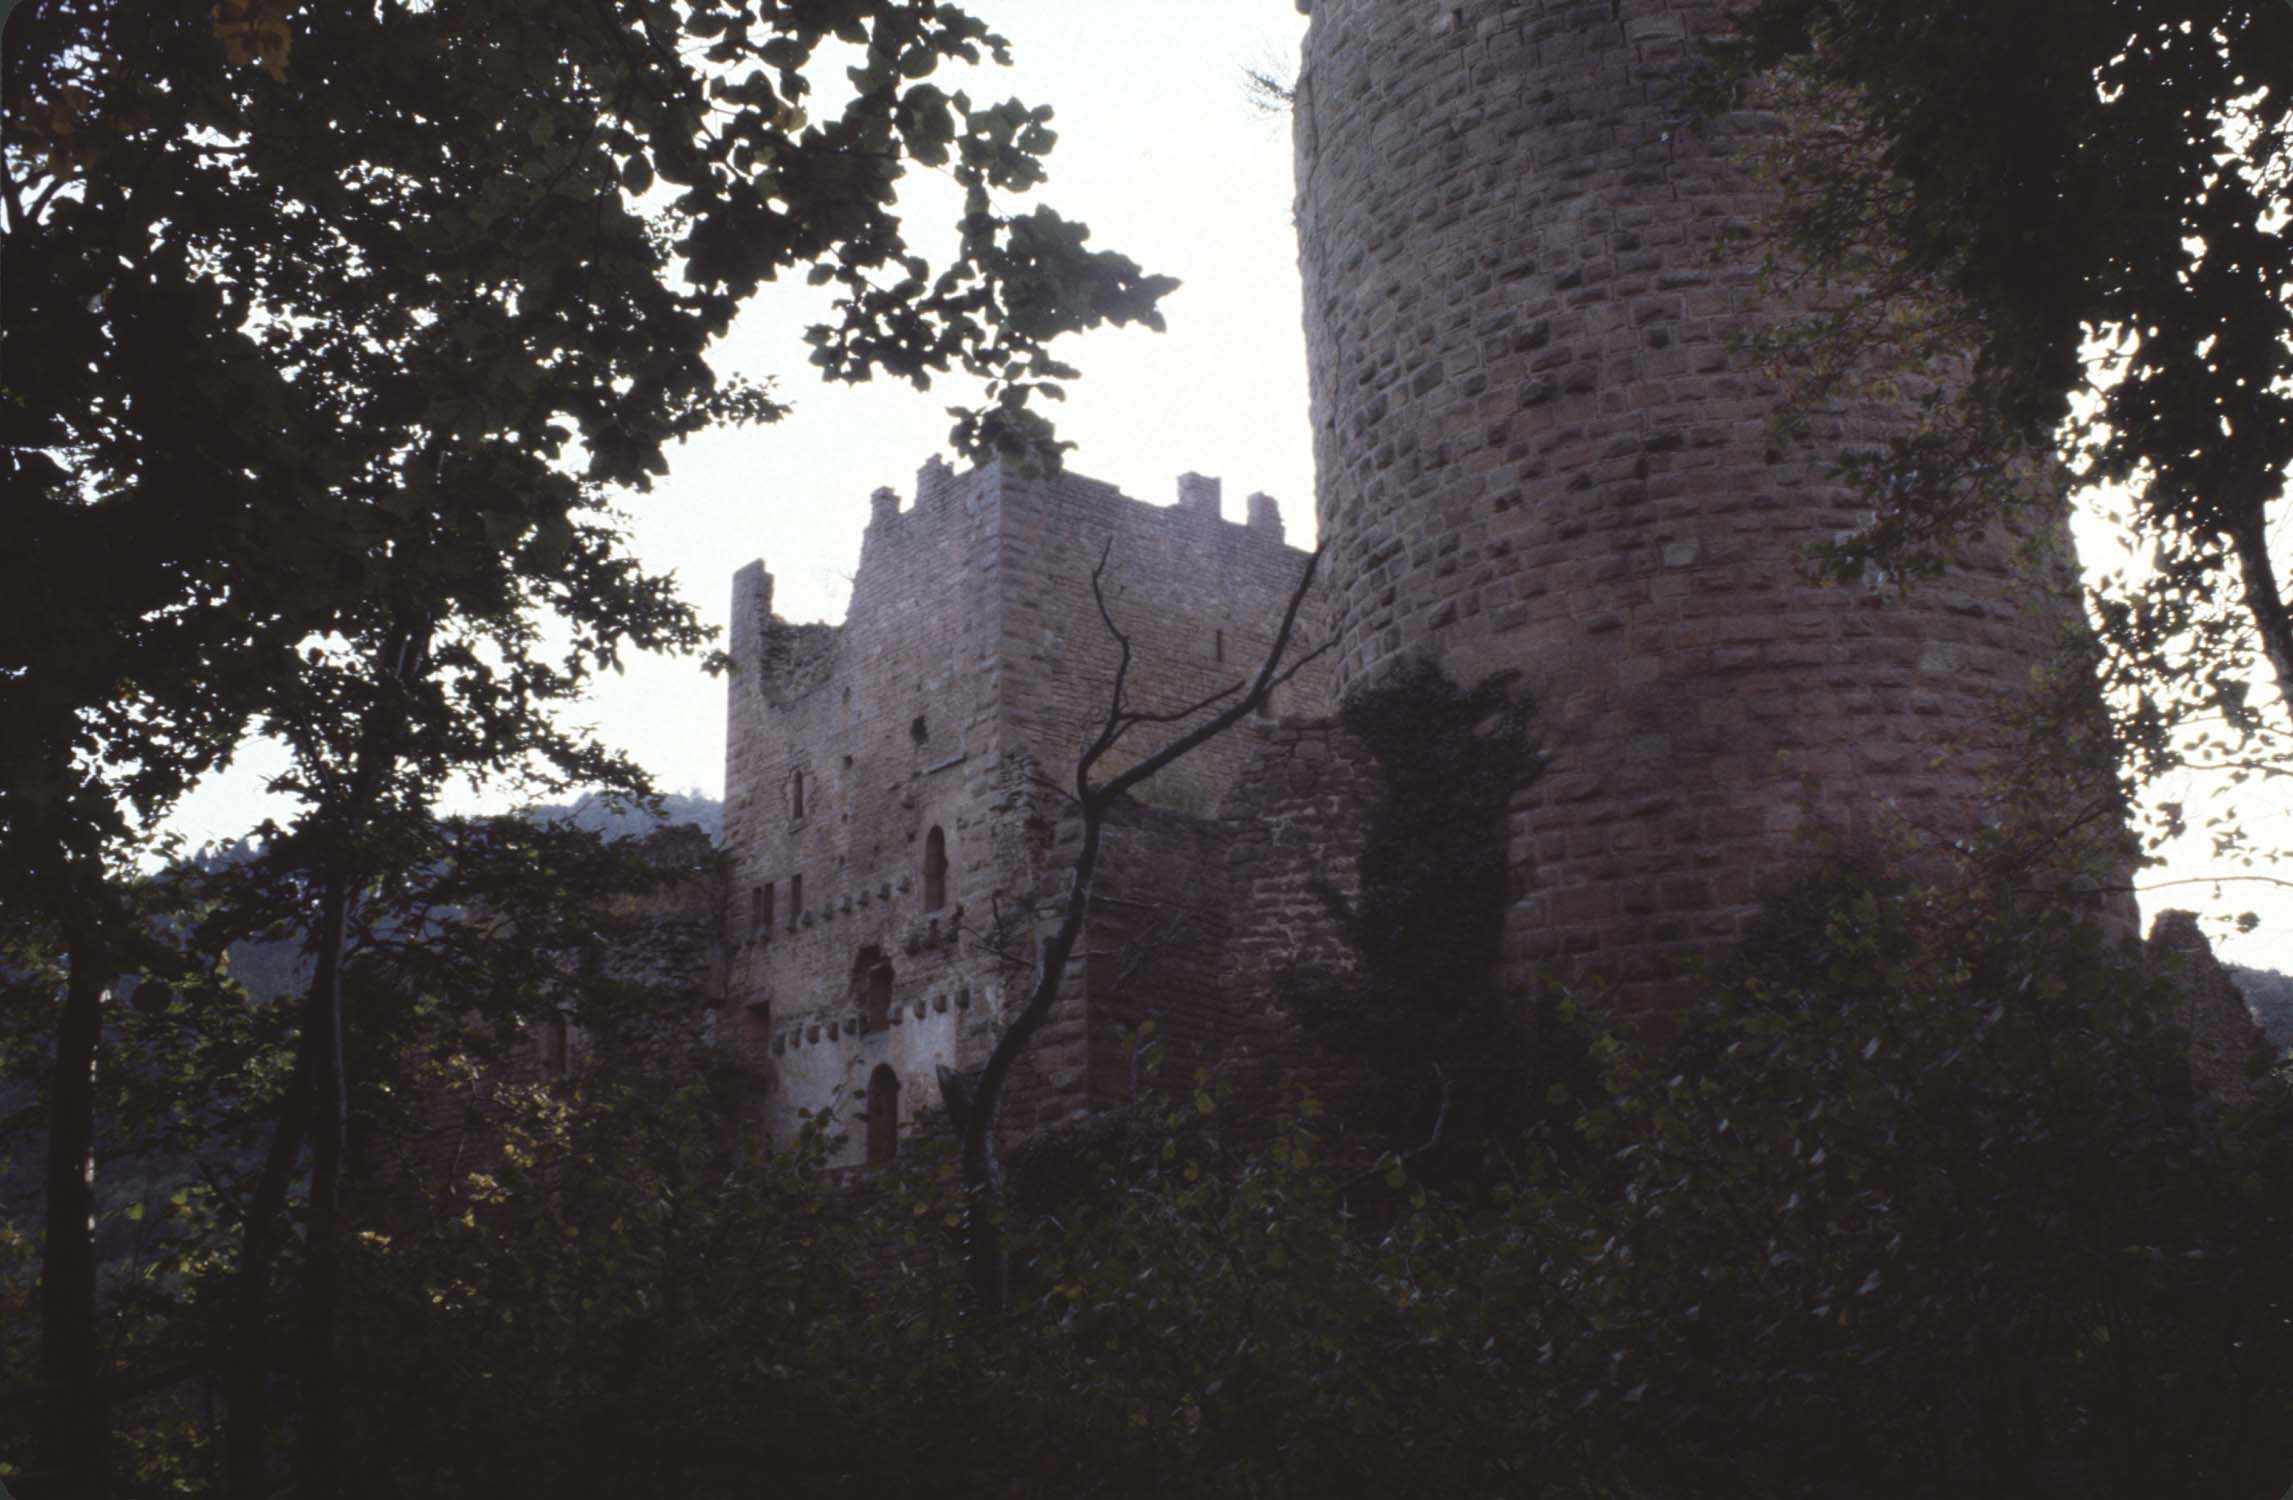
[853,946,891,1031]
[865,964,893,1033]
[790,768,805,821]
[790,872,803,923]
[923,826,948,910]
[1215,628,1226,663]
[752,883,775,941]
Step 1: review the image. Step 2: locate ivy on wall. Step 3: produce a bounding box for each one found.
[1281,658,1552,1165]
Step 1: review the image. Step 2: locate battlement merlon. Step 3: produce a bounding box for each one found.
[1246,491,1284,541]
[853,457,1000,552]
[728,560,774,675]
[727,559,841,704]
[1177,471,1222,521]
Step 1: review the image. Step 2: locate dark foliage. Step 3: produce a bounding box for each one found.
[1715,0,2293,822]
[3,1,1165,1485]
[1281,659,1553,1163]
[47,862,2266,1500]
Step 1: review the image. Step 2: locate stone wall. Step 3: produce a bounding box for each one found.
[1081,802,1242,1109]
[994,465,1336,818]
[720,459,1333,1163]
[2147,910,2272,1110]
[1218,718,1383,997]
[1293,0,2087,1008]
[723,459,1020,1160]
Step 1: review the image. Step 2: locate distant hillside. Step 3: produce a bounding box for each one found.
[524,790,723,844]
[2228,964,2293,1054]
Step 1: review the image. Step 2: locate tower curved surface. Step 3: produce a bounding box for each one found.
[1294,0,2079,1004]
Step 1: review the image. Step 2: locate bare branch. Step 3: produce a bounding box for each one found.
[948,542,1325,1313]
[1024,767,1080,810]
[2122,874,2293,895]
[1076,539,1137,790]
[1096,548,1324,807]
[1109,677,1247,731]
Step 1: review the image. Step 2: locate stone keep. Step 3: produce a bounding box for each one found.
[1293,0,2083,1007]
[721,459,1331,1163]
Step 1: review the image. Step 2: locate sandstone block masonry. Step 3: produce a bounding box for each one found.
[721,459,1336,1164]
[1294,0,2097,1007]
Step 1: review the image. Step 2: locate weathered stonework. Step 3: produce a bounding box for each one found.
[1293,0,2089,1006]
[703,2,2219,1166]
[721,459,1333,1163]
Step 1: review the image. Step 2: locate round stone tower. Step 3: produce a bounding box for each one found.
[1293,0,2085,1007]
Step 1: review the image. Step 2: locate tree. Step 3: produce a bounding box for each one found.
[1716,0,2293,842]
[0,811,725,1494]
[941,540,1326,1313]
[2,0,1171,1490]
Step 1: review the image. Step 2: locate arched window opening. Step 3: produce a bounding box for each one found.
[866,1065,900,1165]
[751,882,774,941]
[790,768,805,821]
[923,826,948,910]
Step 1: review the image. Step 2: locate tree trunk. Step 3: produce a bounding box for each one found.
[232,618,420,1494]
[36,941,111,1498]
[222,1054,312,1497]
[291,874,353,1499]
[944,544,1322,1317]
[2231,513,2293,725]
[956,815,1103,1316]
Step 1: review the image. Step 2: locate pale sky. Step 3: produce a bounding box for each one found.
[164,1,2293,968]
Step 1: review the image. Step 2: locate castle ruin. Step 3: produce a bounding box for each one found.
[721,460,1342,1164]
[715,1,2168,1160]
